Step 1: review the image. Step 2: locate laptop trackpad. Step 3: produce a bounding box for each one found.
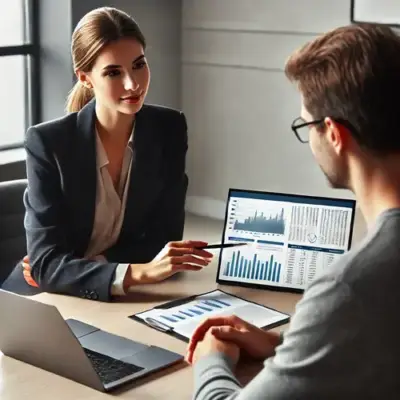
[121,346,183,370]
[79,330,149,360]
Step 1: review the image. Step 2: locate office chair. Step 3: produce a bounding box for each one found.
[0,179,27,285]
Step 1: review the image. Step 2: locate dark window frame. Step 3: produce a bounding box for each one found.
[0,0,41,151]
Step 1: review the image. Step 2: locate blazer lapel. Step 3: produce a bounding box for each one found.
[120,105,164,236]
[74,99,97,254]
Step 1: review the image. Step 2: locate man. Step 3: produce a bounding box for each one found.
[186,23,400,399]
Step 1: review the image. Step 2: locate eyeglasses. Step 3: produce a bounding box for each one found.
[291,117,324,143]
[291,117,357,144]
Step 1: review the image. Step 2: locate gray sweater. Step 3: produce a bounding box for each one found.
[193,209,400,399]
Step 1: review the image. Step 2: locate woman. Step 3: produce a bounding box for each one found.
[2,7,212,302]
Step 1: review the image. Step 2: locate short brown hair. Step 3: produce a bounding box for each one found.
[285,23,400,153]
[66,7,146,113]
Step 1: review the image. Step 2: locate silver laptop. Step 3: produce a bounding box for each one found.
[0,290,183,392]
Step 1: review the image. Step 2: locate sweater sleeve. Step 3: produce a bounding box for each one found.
[193,275,365,400]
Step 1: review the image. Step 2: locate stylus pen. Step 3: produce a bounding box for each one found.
[196,243,248,250]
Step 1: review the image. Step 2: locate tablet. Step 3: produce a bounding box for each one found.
[216,189,356,293]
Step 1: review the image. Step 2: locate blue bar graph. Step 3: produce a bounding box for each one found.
[223,250,282,283]
[196,304,213,312]
[204,300,222,308]
[180,310,194,317]
[158,298,232,325]
[161,315,178,323]
[210,298,230,307]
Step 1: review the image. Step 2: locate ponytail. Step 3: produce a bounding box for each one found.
[65,81,94,113]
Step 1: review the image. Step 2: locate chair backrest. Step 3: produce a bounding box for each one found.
[0,179,27,284]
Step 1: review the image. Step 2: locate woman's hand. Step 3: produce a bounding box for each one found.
[22,253,107,288]
[126,240,213,286]
[22,255,39,287]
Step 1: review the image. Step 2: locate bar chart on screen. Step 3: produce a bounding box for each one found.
[222,249,282,284]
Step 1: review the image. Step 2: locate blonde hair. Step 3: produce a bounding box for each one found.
[66,7,146,113]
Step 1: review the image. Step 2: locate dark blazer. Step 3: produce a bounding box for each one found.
[22,99,188,302]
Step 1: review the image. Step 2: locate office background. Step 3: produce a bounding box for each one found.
[0,0,398,219]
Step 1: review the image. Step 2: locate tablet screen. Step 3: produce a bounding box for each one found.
[216,189,356,292]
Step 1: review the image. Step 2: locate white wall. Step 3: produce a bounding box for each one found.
[182,0,354,219]
[352,0,400,25]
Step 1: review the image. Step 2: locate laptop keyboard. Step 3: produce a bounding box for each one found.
[83,347,144,385]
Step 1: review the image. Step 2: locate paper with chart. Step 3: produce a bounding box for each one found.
[135,290,288,340]
[218,191,354,290]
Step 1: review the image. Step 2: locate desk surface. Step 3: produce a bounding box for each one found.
[0,259,301,400]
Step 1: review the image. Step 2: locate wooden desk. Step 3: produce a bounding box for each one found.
[0,260,301,400]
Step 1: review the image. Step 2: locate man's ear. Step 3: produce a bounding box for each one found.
[324,117,350,155]
[76,70,93,89]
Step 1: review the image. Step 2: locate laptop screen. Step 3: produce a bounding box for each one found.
[216,189,356,292]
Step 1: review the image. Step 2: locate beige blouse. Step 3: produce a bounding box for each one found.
[84,125,135,295]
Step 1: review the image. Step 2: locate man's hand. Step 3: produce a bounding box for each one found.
[192,329,240,366]
[186,315,281,364]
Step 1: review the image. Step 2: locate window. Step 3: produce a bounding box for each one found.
[0,0,40,150]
